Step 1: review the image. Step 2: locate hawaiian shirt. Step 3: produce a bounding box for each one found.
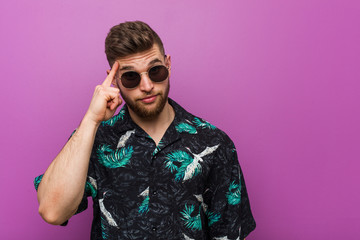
[34,98,256,240]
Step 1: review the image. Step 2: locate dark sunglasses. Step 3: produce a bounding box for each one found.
[118,65,169,89]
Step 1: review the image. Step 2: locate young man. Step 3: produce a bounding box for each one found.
[35,21,256,240]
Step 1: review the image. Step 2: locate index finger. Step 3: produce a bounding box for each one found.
[102,61,119,87]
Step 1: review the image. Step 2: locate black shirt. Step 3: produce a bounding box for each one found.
[35,99,256,240]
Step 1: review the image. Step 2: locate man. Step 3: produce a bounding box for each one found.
[35,21,256,240]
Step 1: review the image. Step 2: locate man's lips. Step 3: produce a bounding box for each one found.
[140,95,157,103]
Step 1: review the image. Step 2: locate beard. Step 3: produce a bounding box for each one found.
[120,82,170,120]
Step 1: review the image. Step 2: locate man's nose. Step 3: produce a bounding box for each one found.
[138,72,154,92]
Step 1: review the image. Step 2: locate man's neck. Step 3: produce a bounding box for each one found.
[128,102,175,145]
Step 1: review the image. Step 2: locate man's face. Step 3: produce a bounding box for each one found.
[112,44,171,120]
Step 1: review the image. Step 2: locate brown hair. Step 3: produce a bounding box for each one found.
[105,21,165,66]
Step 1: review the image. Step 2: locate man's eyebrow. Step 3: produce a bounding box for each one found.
[119,65,134,71]
[148,58,162,66]
[119,58,163,71]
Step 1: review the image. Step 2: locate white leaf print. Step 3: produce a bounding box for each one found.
[99,193,118,228]
[139,186,149,197]
[88,176,97,190]
[117,130,135,148]
[182,144,220,182]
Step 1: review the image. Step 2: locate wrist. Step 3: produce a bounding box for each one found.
[81,113,101,130]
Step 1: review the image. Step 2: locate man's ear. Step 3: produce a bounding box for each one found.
[166,55,172,78]
[166,55,171,69]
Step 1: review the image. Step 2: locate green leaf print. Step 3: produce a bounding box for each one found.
[97,145,133,168]
[180,204,202,231]
[139,196,149,215]
[153,139,165,156]
[194,194,221,227]
[85,176,97,198]
[138,187,150,215]
[192,117,216,130]
[166,145,219,182]
[175,158,201,182]
[34,174,43,191]
[175,122,197,134]
[101,217,109,239]
[101,108,125,126]
[165,150,192,173]
[206,210,221,226]
[226,180,242,205]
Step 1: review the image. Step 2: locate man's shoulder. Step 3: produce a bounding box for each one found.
[94,105,133,142]
[100,106,128,128]
[171,99,234,147]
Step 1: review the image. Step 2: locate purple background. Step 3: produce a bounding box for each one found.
[1,0,359,239]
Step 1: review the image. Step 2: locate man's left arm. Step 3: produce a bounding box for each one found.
[204,142,256,240]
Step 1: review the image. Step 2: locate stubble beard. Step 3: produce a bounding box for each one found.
[120,83,170,120]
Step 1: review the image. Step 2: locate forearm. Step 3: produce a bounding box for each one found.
[37,62,121,225]
[37,116,99,225]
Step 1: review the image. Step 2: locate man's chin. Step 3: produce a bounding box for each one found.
[129,96,168,120]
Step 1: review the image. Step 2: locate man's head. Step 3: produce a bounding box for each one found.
[105,21,165,67]
[105,21,171,121]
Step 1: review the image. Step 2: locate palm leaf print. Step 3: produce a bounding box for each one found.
[226,180,242,205]
[99,194,119,228]
[192,117,216,130]
[176,122,197,134]
[166,145,219,182]
[138,187,150,215]
[194,194,221,226]
[176,159,201,182]
[180,204,202,231]
[165,150,192,173]
[183,233,195,240]
[101,217,110,239]
[206,210,221,226]
[153,140,165,156]
[101,108,125,126]
[117,130,135,148]
[139,196,149,215]
[153,147,160,156]
[34,174,43,191]
[181,145,220,182]
[85,176,97,198]
[97,145,133,168]
[213,237,232,240]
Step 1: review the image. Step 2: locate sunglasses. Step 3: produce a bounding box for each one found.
[118,65,169,89]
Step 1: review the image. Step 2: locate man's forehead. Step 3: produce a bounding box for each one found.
[116,45,164,70]
[118,58,163,71]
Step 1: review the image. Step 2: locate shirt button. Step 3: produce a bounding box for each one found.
[152,226,157,231]
[153,190,157,195]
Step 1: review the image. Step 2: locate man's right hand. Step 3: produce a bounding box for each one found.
[85,61,122,125]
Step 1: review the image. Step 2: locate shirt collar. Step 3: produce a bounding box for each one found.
[114,98,188,145]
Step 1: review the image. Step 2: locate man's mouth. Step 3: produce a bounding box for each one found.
[140,95,157,104]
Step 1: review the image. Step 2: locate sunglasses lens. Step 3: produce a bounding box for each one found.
[120,65,169,88]
[149,65,169,82]
[121,71,141,88]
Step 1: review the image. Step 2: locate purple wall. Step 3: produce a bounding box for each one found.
[1,0,359,239]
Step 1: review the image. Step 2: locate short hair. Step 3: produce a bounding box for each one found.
[105,21,165,66]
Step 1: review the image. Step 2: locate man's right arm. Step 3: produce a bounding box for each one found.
[37,62,121,225]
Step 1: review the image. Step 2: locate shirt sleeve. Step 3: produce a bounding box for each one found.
[33,130,98,226]
[204,141,256,239]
